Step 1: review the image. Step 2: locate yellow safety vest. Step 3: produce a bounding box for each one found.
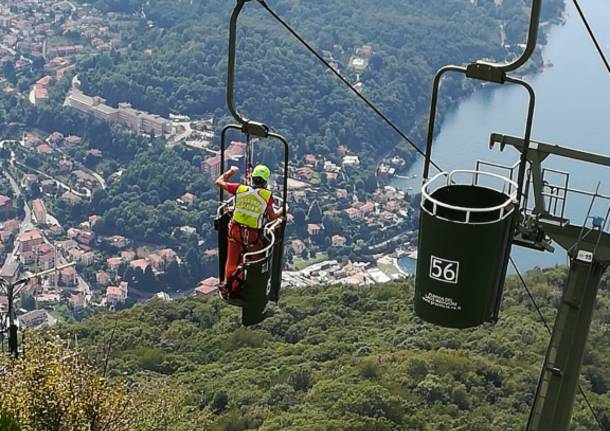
[233,185,272,229]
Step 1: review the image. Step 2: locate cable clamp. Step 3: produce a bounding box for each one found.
[466,61,506,84]
[242,121,269,138]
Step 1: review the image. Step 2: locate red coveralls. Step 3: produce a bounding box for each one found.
[223,183,275,294]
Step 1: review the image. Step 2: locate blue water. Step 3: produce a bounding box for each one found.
[398,256,417,276]
[395,0,610,272]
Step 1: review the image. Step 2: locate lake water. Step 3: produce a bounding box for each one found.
[395,0,610,272]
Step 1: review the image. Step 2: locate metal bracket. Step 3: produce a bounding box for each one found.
[486,0,542,73]
[466,62,506,84]
[513,215,555,252]
[242,121,269,138]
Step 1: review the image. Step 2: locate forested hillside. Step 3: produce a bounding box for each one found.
[75,0,564,167]
[44,266,610,431]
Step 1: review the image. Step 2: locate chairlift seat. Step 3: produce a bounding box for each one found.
[215,202,285,326]
[414,170,518,328]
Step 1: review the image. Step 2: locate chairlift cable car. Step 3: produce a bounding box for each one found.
[216,0,289,326]
[414,0,540,326]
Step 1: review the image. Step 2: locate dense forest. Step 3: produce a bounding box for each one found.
[75,0,565,168]
[3,267,602,430]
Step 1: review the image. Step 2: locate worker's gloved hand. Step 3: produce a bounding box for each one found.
[229,166,239,175]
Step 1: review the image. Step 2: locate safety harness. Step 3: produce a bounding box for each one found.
[221,185,271,296]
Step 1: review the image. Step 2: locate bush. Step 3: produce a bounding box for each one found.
[223,328,267,350]
[287,366,313,392]
[135,347,167,372]
[0,411,20,431]
[358,359,381,380]
[0,334,135,431]
[211,391,228,414]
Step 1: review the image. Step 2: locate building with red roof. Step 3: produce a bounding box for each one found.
[202,156,221,177]
[32,199,47,225]
[106,257,123,272]
[106,282,128,305]
[195,277,219,296]
[33,75,52,105]
[60,267,76,286]
[130,259,149,272]
[331,235,347,247]
[18,229,43,253]
[36,143,52,155]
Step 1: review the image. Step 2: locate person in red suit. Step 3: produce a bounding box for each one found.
[216,164,283,295]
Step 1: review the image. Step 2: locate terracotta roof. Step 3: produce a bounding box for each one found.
[36,243,54,255]
[181,192,195,201]
[205,157,220,167]
[2,219,19,231]
[345,207,361,217]
[48,131,64,141]
[226,141,246,158]
[107,257,123,266]
[120,251,135,261]
[36,143,52,154]
[34,87,48,100]
[61,267,76,276]
[106,286,124,296]
[195,277,219,295]
[130,259,149,271]
[360,202,375,213]
[36,75,52,87]
[96,271,110,282]
[82,251,95,259]
[19,229,43,242]
[64,135,81,144]
[32,198,45,213]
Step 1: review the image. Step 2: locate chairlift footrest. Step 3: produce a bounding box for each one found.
[539,216,570,228]
[512,236,549,251]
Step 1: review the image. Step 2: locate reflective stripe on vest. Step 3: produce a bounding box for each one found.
[233,185,272,229]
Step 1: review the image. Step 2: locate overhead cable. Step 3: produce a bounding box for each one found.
[572,0,610,75]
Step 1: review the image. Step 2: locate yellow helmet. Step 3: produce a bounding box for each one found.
[252,164,270,182]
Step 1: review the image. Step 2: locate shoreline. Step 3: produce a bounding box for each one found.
[386,9,565,184]
[393,257,409,277]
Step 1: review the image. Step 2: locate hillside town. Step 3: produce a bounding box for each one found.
[0,0,417,332]
[0,122,416,331]
[0,0,133,94]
